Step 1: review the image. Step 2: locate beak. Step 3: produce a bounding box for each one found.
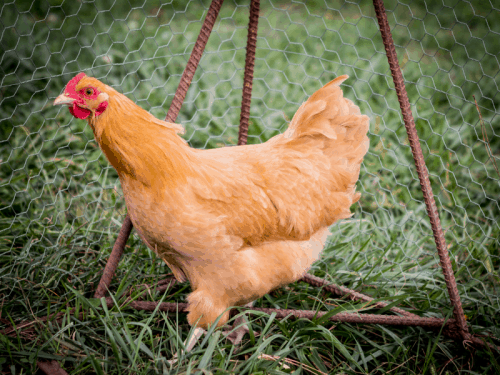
[54,94,75,106]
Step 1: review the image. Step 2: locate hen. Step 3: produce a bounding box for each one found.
[55,73,369,330]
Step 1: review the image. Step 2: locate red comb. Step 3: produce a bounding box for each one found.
[65,72,87,97]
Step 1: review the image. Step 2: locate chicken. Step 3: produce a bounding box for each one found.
[54,73,370,331]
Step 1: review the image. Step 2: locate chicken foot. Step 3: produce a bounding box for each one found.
[168,326,206,365]
[222,301,254,346]
[168,301,253,365]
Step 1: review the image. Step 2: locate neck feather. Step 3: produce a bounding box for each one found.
[89,93,193,188]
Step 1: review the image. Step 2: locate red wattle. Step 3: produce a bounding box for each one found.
[70,104,91,119]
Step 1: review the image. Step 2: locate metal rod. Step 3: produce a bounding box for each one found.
[371,0,469,339]
[166,0,224,123]
[126,300,453,328]
[238,0,260,146]
[94,215,133,298]
[301,273,421,319]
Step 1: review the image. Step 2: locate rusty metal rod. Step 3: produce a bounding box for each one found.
[126,300,453,328]
[123,300,498,350]
[301,273,421,319]
[238,0,260,146]
[94,215,133,298]
[166,0,224,123]
[371,0,470,339]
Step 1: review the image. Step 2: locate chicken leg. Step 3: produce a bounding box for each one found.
[168,301,253,365]
[223,301,254,346]
[168,326,206,365]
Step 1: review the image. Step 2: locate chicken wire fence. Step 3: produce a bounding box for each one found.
[1,0,499,328]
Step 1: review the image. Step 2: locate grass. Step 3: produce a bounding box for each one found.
[1,0,499,373]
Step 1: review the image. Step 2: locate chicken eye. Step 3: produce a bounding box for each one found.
[85,88,94,96]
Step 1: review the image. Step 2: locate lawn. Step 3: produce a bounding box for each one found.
[1,0,499,373]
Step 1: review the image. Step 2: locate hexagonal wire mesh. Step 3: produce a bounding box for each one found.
[0,0,499,335]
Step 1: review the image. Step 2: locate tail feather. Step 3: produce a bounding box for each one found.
[264,75,369,239]
[283,74,369,211]
[284,75,369,152]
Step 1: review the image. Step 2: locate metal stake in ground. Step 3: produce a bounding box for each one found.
[372,0,470,340]
[94,216,133,298]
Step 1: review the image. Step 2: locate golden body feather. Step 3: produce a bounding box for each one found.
[64,74,370,328]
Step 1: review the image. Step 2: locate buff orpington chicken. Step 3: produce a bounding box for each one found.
[54,73,369,335]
